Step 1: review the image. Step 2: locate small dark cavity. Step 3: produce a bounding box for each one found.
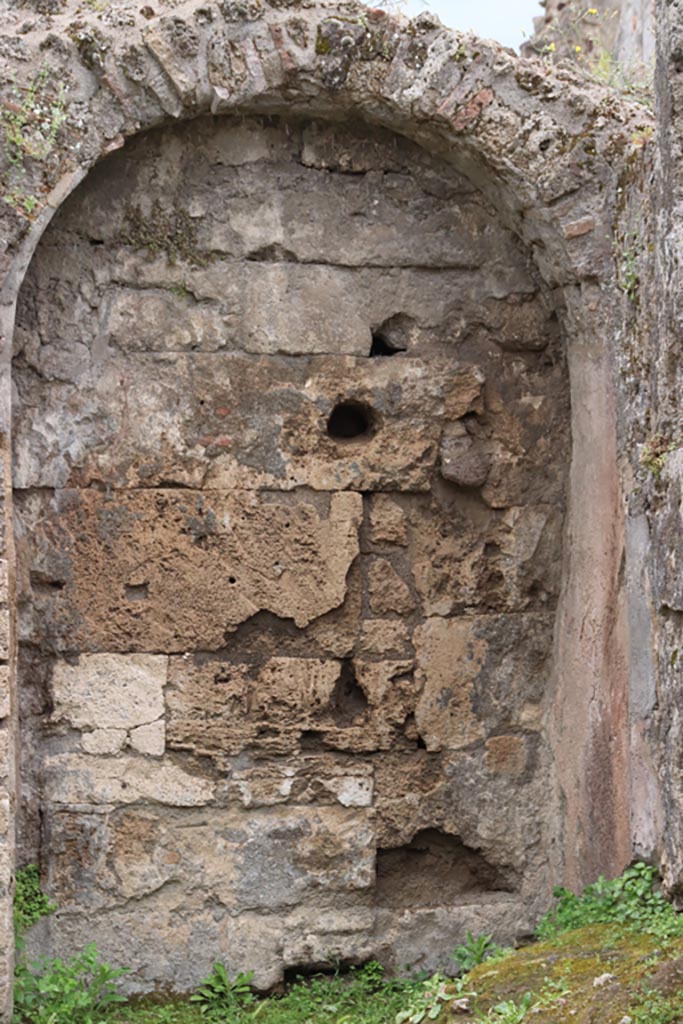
[370,331,407,357]
[369,313,413,357]
[124,583,149,602]
[299,729,328,751]
[29,573,65,595]
[327,400,375,441]
[283,961,359,985]
[329,659,369,726]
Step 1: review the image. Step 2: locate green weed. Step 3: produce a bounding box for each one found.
[13,865,56,934]
[640,435,677,480]
[536,861,683,941]
[477,991,533,1023]
[189,964,255,1016]
[451,932,511,973]
[13,942,128,1024]
[395,973,470,1023]
[630,986,683,1024]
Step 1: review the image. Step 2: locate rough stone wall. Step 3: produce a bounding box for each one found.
[0,0,653,1014]
[12,113,569,990]
[625,0,683,899]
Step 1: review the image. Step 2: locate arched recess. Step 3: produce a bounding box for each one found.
[0,0,649,1010]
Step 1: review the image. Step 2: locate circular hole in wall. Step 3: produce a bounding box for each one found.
[327,400,376,441]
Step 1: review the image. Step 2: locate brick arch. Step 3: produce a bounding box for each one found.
[0,0,650,1014]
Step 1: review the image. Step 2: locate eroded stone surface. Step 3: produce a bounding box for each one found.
[12,112,569,993]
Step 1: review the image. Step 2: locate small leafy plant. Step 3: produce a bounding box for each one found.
[1,64,67,168]
[13,942,128,1024]
[477,992,533,1023]
[631,986,683,1024]
[536,861,683,941]
[395,973,469,1024]
[13,864,56,934]
[640,435,677,480]
[452,931,510,973]
[189,964,255,1015]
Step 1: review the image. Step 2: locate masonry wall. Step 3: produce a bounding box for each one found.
[11,114,569,990]
[627,0,683,898]
[0,0,657,1013]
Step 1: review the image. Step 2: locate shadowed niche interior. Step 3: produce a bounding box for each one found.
[375,829,514,908]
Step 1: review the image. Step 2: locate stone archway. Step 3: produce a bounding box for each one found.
[0,0,650,1011]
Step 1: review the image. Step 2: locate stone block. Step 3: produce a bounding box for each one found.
[367,495,408,546]
[367,559,415,615]
[414,615,553,750]
[439,434,491,487]
[283,907,376,966]
[129,720,165,756]
[414,618,486,752]
[51,654,166,731]
[81,728,127,755]
[22,490,361,651]
[167,656,343,757]
[43,754,215,807]
[358,619,412,658]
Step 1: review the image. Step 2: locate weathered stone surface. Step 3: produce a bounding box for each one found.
[0,0,656,1010]
[9,105,570,1000]
[414,615,552,752]
[81,728,127,755]
[440,433,491,488]
[51,654,166,731]
[367,495,408,546]
[18,490,362,650]
[367,559,415,615]
[43,755,215,807]
[129,721,165,757]
[485,735,530,778]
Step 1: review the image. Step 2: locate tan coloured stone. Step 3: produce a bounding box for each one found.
[129,721,166,757]
[485,735,529,777]
[414,618,486,752]
[25,490,362,650]
[355,660,417,727]
[358,619,412,657]
[167,657,342,758]
[367,559,415,615]
[51,654,166,731]
[81,728,127,755]
[368,495,408,546]
[43,754,215,807]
